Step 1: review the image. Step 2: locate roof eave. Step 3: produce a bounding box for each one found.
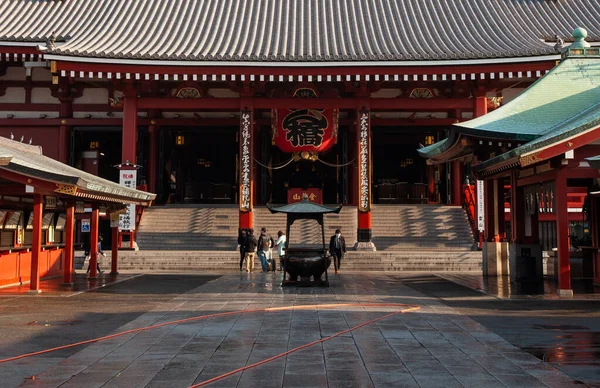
[42,54,561,68]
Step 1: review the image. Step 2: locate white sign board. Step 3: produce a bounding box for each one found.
[81,219,91,233]
[119,170,137,231]
[477,179,485,232]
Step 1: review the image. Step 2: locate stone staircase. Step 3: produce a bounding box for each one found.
[371,205,475,251]
[132,204,480,271]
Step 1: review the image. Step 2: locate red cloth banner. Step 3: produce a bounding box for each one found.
[272,87,338,153]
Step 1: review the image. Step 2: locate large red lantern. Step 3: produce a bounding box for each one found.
[272,87,338,153]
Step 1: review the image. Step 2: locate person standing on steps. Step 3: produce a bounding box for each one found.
[237,228,247,271]
[244,229,258,272]
[329,229,346,274]
[275,230,286,271]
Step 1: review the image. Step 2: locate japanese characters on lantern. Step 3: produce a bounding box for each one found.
[119,170,136,230]
[358,112,370,212]
[272,87,338,153]
[239,111,252,212]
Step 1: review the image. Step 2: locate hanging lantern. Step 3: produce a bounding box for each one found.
[272,87,338,153]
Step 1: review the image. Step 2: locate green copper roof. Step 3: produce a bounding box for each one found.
[473,100,600,174]
[266,198,342,215]
[454,57,600,140]
[417,138,454,159]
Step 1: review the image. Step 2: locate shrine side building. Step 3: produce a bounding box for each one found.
[0,0,599,271]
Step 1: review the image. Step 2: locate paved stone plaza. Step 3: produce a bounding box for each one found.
[0,272,597,387]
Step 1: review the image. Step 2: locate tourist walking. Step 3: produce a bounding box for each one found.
[244,229,258,272]
[257,227,274,272]
[237,228,247,271]
[329,229,346,274]
[86,235,106,274]
[275,230,286,271]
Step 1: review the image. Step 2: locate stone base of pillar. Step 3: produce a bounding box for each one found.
[558,289,574,298]
[354,241,377,251]
[482,242,509,276]
[27,289,42,295]
[508,244,543,283]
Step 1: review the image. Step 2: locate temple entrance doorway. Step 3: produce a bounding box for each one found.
[159,127,237,204]
[264,134,346,205]
[372,127,441,204]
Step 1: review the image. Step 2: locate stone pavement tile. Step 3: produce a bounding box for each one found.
[365,361,408,374]
[324,357,366,370]
[56,370,118,388]
[523,368,585,388]
[148,365,201,387]
[500,350,545,366]
[474,355,528,375]
[442,360,492,378]
[240,365,285,381]
[369,371,419,388]
[454,375,506,388]
[191,373,239,388]
[404,360,449,375]
[282,373,329,388]
[237,377,284,388]
[412,373,463,388]
[285,361,326,375]
[492,372,548,388]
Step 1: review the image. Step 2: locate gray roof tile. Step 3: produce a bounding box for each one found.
[1,0,599,62]
[0,136,155,204]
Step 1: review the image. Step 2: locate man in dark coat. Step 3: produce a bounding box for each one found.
[244,228,258,272]
[237,228,247,271]
[329,229,346,274]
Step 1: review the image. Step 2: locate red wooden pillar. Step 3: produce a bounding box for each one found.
[62,201,75,285]
[122,91,138,164]
[111,225,119,274]
[509,171,526,243]
[555,167,572,295]
[28,193,43,293]
[451,160,463,205]
[239,102,254,229]
[89,204,99,278]
[355,106,375,250]
[147,123,158,194]
[58,80,73,164]
[428,165,435,202]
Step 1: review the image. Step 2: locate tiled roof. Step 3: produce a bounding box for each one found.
[464,53,600,174]
[0,137,155,205]
[453,57,600,139]
[1,0,599,63]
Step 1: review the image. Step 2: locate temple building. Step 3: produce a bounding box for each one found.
[420,28,600,295]
[0,0,599,263]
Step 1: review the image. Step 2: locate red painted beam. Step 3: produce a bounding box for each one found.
[137,97,473,110]
[55,60,556,77]
[517,167,599,186]
[0,118,123,126]
[0,47,39,55]
[63,202,75,284]
[534,125,600,162]
[0,103,60,112]
[0,168,63,194]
